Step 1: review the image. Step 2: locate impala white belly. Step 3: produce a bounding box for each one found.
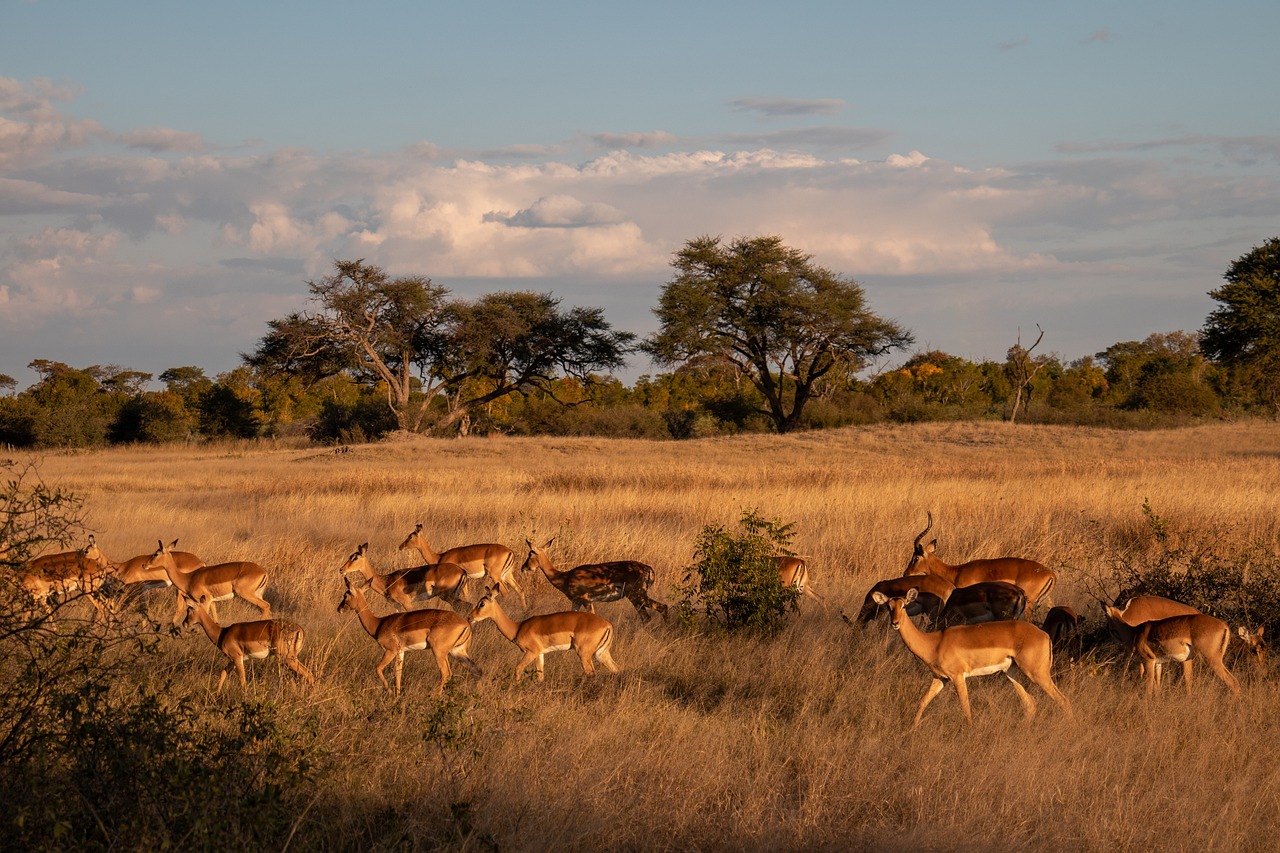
[968,659,1013,678]
[209,591,234,602]
[405,639,429,651]
[542,642,572,653]
[247,648,270,660]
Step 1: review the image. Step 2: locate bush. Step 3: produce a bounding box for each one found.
[676,509,801,632]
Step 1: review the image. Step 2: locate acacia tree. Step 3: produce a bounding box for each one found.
[434,291,635,435]
[643,235,913,433]
[245,259,449,432]
[247,261,635,435]
[1201,237,1280,414]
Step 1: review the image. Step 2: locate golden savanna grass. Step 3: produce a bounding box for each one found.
[20,421,1280,851]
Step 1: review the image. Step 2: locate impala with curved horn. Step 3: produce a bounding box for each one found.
[398,523,524,607]
[873,588,1072,727]
[521,538,668,622]
[336,578,482,695]
[904,513,1056,615]
[338,543,467,610]
[773,556,826,609]
[180,598,314,692]
[1103,605,1240,697]
[467,589,619,682]
[141,540,271,626]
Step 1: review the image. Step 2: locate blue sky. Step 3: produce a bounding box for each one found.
[3,1,1279,388]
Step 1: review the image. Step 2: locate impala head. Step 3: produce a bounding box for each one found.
[520,537,555,572]
[905,512,935,574]
[397,523,425,552]
[336,576,364,614]
[338,543,370,574]
[871,588,918,631]
[1237,625,1267,668]
[140,538,171,571]
[467,589,501,625]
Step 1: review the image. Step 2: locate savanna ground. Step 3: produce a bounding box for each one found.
[9,420,1280,852]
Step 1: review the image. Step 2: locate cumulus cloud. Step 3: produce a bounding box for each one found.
[484,195,627,229]
[0,76,107,168]
[728,97,847,118]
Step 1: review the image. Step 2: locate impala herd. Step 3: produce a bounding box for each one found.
[5,514,1270,724]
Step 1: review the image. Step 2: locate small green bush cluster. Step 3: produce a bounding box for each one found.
[676,509,801,632]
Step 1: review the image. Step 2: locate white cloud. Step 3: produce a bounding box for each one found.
[119,126,205,152]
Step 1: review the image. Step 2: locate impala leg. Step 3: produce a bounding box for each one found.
[241,591,271,619]
[513,650,539,683]
[1182,659,1194,695]
[578,645,597,676]
[1206,658,1241,696]
[596,647,620,674]
[432,647,453,693]
[535,654,546,682]
[216,668,230,693]
[913,678,947,729]
[953,676,974,725]
[501,571,527,608]
[284,655,315,685]
[450,647,483,678]
[375,650,397,694]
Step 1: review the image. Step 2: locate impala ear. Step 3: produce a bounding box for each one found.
[904,587,919,604]
[156,538,164,552]
[168,538,179,548]
[358,542,368,554]
[545,536,555,548]
[871,591,889,605]
[926,540,938,554]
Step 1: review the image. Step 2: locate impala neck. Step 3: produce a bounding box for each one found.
[187,604,224,647]
[480,600,521,643]
[156,552,189,593]
[891,602,941,665]
[528,548,561,580]
[349,556,385,591]
[345,586,384,639]
[408,535,442,565]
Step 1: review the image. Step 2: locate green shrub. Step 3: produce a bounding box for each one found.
[676,509,800,632]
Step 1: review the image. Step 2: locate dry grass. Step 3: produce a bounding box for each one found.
[19,420,1280,851]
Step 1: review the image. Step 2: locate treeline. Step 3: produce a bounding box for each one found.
[0,329,1247,448]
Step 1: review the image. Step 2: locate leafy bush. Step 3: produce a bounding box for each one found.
[676,509,801,632]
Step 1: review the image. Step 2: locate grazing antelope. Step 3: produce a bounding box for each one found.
[398,523,524,607]
[19,534,120,617]
[1235,625,1267,674]
[904,513,1056,615]
[141,540,271,626]
[773,556,826,609]
[1041,606,1082,660]
[873,588,1072,727]
[180,598,314,692]
[855,574,955,625]
[1103,606,1240,697]
[521,538,668,622]
[1108,595,1201,684]
[338,543,468,609]
[936,581,1028,628]
[467,590,619,682]
[336,579,482,695]
[115,540,205,606]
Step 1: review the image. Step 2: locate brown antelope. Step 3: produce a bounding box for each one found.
[141,540,271,626]
[180,598,314,692]
[1235,626,1267,674]
[936,581,1028,628]
[338,543,468,609]
[1041,606,1082,660]
[336,579,482,695]
[115,540,205,605]
[1109,595,1200,684]
[873,588,1072,727]
[521,538,668,622]
[467,590,619,682]
[1103,605,1240,696]
[398,522,524,607]
[19,534,119,616]
[773,556,826,609]
[904,513,1057,615]
[856,574,956,625]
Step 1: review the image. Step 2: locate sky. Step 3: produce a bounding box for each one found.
[3,1,1279,390]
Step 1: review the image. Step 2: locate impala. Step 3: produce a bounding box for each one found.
[1041,606,1082,659]
[115,539,205,607]
[337,579,482,695]
[904,513,1056,615]
[773,556,826,609]
[521,538,668,622]
[467,590,619,682]
[180,598,314,692]
[338,543,468,609]
[19,534,119,616]
[1235,626,1267,674]
[1108,595,1201,685]
[141,540,271,626]
[936,580,1027,628]
[873,588,1072,727]
[1103,605,1240,696]
[399,522,524,607]
[855,574,955,625]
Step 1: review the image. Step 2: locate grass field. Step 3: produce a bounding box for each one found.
[12,420,1280,851]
